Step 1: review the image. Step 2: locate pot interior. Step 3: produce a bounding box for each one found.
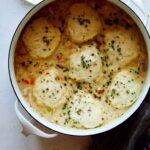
[9,0,150,136]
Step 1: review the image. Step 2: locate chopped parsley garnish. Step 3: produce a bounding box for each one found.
[77,82,82,90]
[42,36,52,46]
[76,109,82,115]
[81,55,87,68]
[77,16,91,27]
[81,55,89,69]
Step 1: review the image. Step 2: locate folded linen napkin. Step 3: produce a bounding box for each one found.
[89,89,150,150]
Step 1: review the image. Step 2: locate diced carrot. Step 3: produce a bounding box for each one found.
[24,78,35,85]
[56,53,64,62]
[30,78,35,85]
[24,79,29,84]
[97,89,105,94]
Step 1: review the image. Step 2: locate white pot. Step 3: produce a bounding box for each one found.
[8,0,150,138]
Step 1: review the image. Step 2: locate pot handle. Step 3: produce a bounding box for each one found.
[125,0,150,27]
[15,100,58,138]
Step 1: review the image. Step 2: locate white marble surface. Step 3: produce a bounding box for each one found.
[0,0,149,150]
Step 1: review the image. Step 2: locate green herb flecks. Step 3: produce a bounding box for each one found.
[81,55,89,69]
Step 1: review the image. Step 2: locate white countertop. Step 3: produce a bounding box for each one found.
[0,0,149,150]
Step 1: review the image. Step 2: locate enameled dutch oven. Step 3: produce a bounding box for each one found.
[8,0,150,138]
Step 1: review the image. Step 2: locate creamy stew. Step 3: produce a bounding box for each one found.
[15,0,147,129]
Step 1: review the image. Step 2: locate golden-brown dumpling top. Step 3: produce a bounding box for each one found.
[66,3,102,43]
[102,27,139,72]
[69,90,104,128]
[22,17,61,59]
[107,69,143,108]
[33,67,70,108]
[69,44,102,82]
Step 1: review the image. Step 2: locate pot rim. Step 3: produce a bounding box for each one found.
[8,0,150,136]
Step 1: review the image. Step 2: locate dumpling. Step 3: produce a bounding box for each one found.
[22,17,61,59]
[66,3,102,43]
[33,67,70,108]
[107,69,143,108]
[69,90,104,128]
[102,27,139,71]
[69,44,102,82]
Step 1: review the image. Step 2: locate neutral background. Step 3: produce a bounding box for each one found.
[0,0,149,150]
